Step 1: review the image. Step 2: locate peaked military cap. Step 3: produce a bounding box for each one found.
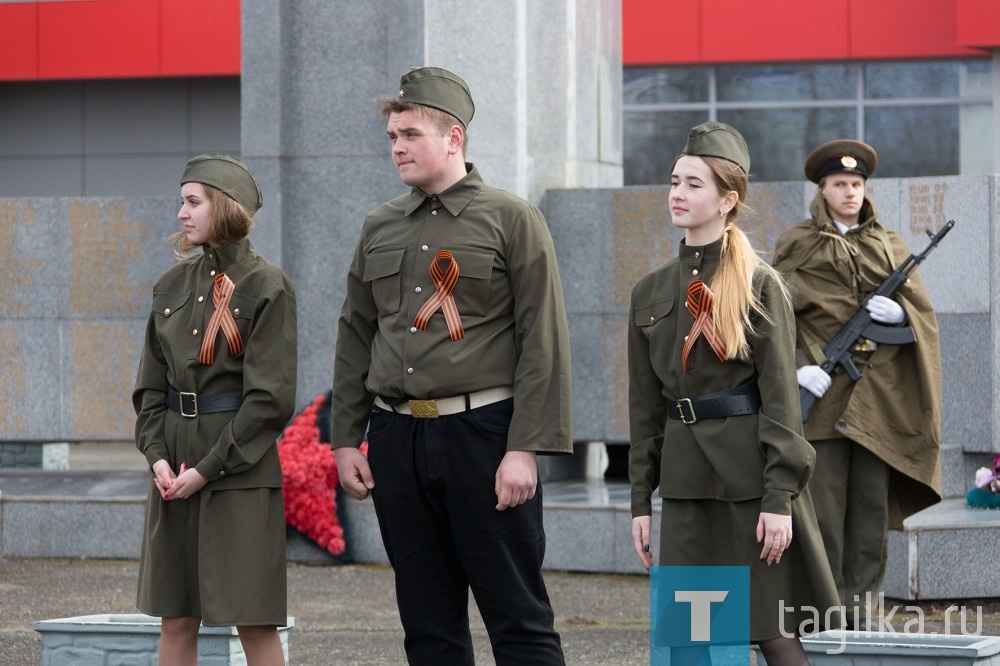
[397,66,475,129]
[181,153,263,215]
[805,139,878,183]
[681,121,751,173]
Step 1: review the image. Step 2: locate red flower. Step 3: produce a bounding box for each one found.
[277,393,368,557]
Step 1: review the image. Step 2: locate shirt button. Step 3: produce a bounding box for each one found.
[198,296,204,302]
[410,327,417,334]
[684,335,689,341]
[193,329,199,335]
[415,286,422,294]
[649,316,655,323]
[164,308,171,315]
[431,210,438,215]
[233,308,240,315]
[407,367,414,375]
[421,244,429,251]
[692,269,699,276]
[219,470,226,476]
[210,270,216,276]
[694,252,700,258]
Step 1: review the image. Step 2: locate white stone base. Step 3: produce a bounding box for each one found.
[34,614,294,665]
[755,631,1000,665]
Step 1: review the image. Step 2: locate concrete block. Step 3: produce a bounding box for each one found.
[35,614,294,666]
[888,499,1000,600]
[2,499,144,558]
[788,631,1000,665]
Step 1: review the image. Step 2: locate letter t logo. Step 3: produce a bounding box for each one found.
[675,590,729,641]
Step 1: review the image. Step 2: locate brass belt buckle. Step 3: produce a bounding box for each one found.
[409,399,440,418]
[676,398,697,424]
[179,392,198,418]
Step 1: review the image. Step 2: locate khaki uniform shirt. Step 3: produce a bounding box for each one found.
[133,238,298,489]
[628,238,814,518]
[773,194,942,525]
[331,164,572,454]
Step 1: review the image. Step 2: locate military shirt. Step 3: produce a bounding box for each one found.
[133,237,298,489]
[628,237,814,518]
[331,164,572,454]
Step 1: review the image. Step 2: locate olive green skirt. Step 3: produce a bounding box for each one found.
[658,488,841,641]
[137,483,286,627]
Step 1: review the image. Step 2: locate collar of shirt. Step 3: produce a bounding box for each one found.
[833,219,859,235]
[402,162,483,217]
[679,235,725,265]
[202,236,255,271]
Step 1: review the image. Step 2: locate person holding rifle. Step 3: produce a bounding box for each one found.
[773,139,942,626]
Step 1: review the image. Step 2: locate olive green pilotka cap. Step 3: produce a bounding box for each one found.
[681,121,751,174]
[181,153,263,215]
[396,66,475,129]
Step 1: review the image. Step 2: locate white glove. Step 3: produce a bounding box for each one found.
[797,365,832,398]
[866,295,905,324]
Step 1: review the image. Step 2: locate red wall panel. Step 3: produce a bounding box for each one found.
[0,0,241,81]
[161,0,241,76]
[850,0,985,58]
[623,0,700,65]
[956,0,1000,48]
[702,0,850,63]
[38,0,161,79]
[623,0,989,65]
[0,4,38,80]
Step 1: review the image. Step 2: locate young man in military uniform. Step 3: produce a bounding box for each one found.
[772,140,942,624]
[330,67,571,665]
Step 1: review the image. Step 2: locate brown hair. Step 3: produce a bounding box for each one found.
[699,156,788,361]
[170,184,253,258]
[377,96,469,156]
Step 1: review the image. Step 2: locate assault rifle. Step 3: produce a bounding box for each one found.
[799,219,955,422]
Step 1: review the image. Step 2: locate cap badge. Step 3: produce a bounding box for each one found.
[398,89,405,98]
[841,155,858,169]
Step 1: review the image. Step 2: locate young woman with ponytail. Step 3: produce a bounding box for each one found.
[627,123,840,665]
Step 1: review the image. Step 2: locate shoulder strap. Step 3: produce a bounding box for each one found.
[873,223,897,271]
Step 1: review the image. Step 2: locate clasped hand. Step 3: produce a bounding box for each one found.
[152,459,207,500]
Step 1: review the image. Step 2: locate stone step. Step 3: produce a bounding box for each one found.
[884,498,1000,600]
[4,471,1000,597]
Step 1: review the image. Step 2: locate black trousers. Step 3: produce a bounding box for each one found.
[366,398,565,666]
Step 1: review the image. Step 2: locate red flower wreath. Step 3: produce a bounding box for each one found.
[277,392,368,557]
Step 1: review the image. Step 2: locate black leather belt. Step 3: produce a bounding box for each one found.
[667,382,761,424]
[167,386,243,418]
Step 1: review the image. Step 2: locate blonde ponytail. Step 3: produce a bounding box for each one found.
[701,157,788,360]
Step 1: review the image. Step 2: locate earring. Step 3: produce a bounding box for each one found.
[720,210,726,219]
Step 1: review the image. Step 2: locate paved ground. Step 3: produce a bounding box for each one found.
[0,557,651,665]
[7,555,1000,666]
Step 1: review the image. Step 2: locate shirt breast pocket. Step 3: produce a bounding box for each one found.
[634,297,675,336]
[153,291,192,330]
[449,247,494,318]
[227,292,258,353]
[364,248,406,316]
[152,291,193,358]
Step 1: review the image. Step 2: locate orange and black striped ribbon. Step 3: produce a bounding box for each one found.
[199,272,244,364]
[681,279,728,372]
[413,249,464,341]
